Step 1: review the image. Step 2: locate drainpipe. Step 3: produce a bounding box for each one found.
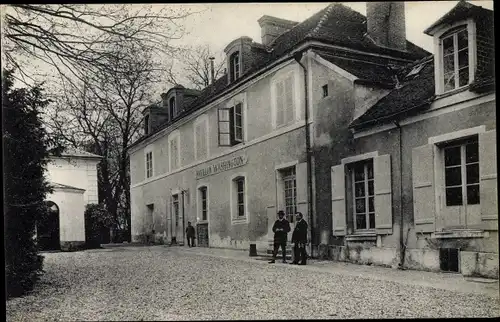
[393,120,406,268]
[181,190,186,246]
[293,50,315,257]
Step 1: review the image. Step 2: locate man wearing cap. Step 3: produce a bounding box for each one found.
[269,210,291,264]
[291,212,308,265]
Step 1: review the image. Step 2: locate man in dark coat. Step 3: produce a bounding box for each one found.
[269,210,290,264]
[291,212,308,265]
[186,221,196,247]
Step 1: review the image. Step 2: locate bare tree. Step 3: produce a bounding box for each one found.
[2,4,196,86]
[45,40,160,236]
[169,44,226,90]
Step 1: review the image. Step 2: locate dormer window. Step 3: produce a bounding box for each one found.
[441,25,469,92]
[230,52,240,81]
[169,97,176,119]
[144,114,150,135]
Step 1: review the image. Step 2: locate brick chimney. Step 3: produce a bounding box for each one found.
[366,2,406,51]
[258,15,298,46]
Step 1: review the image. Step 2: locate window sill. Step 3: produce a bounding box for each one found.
[196,220,208,225]
[432,229,489,239]
[346,232,377,242]
[436,85,470,100]
[231,217,248,225]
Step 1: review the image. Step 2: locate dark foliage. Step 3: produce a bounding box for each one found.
[84,203,114,248]
[3,69,58,298]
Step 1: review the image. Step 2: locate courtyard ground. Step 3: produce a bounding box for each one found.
[6,245,500,321]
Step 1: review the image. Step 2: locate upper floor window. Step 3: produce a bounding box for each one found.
[232,176,246,219]
[273,73,295,128]
[168,131,180,172]
[441,26,469,92]
[169,97,176,120]
[194,116,208,161]
[230,52,240,81]
[218,103,243,146]
[322,84,329,98]
[351,160,375,231]
[145,151,153,179]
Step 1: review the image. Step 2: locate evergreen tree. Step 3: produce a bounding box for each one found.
[3,69,57,297]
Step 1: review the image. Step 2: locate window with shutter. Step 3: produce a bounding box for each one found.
[218,103,244,147]
[275,82,285,127]
[273,74,295,128]
[195,121,207,160]
[374,155,393,234]
[169,134,180,171]
[412,144,436,233]
[218,108,231,146]
[233,103,243,143]
[284,76,294,124]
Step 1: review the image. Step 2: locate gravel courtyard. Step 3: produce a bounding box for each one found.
[6,245,500,321]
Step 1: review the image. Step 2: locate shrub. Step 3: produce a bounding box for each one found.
[85,203,114,248]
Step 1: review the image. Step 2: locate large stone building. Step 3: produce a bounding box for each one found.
[128,2,496,277]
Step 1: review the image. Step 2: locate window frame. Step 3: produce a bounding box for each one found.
[217,100,244,147]
[281,166,297,224]
[197,185,209,222]
[270,66,300,130]
[230,51,240,81]
[322,84,329,98]
[434,19,477,96]
[172,193,180,227]
[350,160,376,232]
[144,145,154,180]
[169,97,176,120]
[144,114,150,135]
[167,130,181,172]
[230,174,248,224]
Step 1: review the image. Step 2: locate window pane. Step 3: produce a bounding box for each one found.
[458,67,469,87]
[237,193,244,204]
[444,72,455,92]
[220,134,231,146]
[466,142,479,163]
[355,182,365,197]
[445,166,462,186]
[457,29,468,50]
[444,146,461,166]
[235,127,243,141]
[443,54,455,75]
[219,122,230,133]
[238,205,244,217]
[202,210,207,221]
[235,114,242,126]
[466,163,479,184]
[355,198,366,213]
[219,109,230,121]
[367,163,374,179]
[354,164,365,181]
[369,213,375,229]
[237,180,244,192]
[467,184,480,205]
[368,180,374,196]
[356,215,366,230]
[458,49,468,69]
[446,187,463,206]
[369,197,374,213]
[442,36,454,55]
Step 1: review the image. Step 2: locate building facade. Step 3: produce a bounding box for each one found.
[128,2,496,277]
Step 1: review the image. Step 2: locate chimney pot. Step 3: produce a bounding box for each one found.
[258,15,298,46]
[209,56,215,85]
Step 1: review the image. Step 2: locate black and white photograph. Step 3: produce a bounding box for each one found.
[3,1,498,320]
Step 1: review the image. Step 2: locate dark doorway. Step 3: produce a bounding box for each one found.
[439,248,459,272]
[37,201,60,251]
[197,223,209,247]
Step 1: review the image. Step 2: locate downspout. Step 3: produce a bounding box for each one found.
[181,190,186,246]
[294,50,315,257]
[393,120,407,268]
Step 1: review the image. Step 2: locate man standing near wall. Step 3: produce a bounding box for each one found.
[291,212,308,265]
[186,222,196,247]
[269,211,290,264]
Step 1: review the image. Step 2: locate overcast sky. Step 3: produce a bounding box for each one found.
[169,1,494,54]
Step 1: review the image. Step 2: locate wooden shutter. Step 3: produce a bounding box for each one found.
[374,154,393,234]
[296,162,308,216]
[284,75,294,124]
[331,164,347,236]
[412,144,436,233]
[196,122,207,160]
[479,130,498,230]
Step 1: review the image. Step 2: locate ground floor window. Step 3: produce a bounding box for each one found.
[232,176,246,218]
[280,167,297,223]
[199,186,208,221]
[350,160,375,231]
[172,194,180,226]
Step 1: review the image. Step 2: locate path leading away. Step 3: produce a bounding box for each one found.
[6,246,500,321]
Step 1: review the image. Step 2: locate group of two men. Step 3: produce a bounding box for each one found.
[269,210,308,265]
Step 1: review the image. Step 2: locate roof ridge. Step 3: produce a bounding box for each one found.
[306,3,336,38]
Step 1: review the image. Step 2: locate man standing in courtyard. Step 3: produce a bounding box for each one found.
[291,212,308,265]
[269,210,290,264]
[186,222,196,247]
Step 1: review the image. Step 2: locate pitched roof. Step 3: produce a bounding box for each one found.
[129,3,430,149]
[50,182,86,192]
[424,0,492,35]
[57,148,102,159]
[349,56,436,129]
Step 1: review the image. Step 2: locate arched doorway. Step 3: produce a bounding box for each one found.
[37,201,60,251]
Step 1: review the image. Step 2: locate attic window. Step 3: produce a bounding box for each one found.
[144,114,150,135]
[322,84,329,98]
[169,97,176,119]
[230,52,240,81]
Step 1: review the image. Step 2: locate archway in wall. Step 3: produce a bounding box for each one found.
[37,201,60,251]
